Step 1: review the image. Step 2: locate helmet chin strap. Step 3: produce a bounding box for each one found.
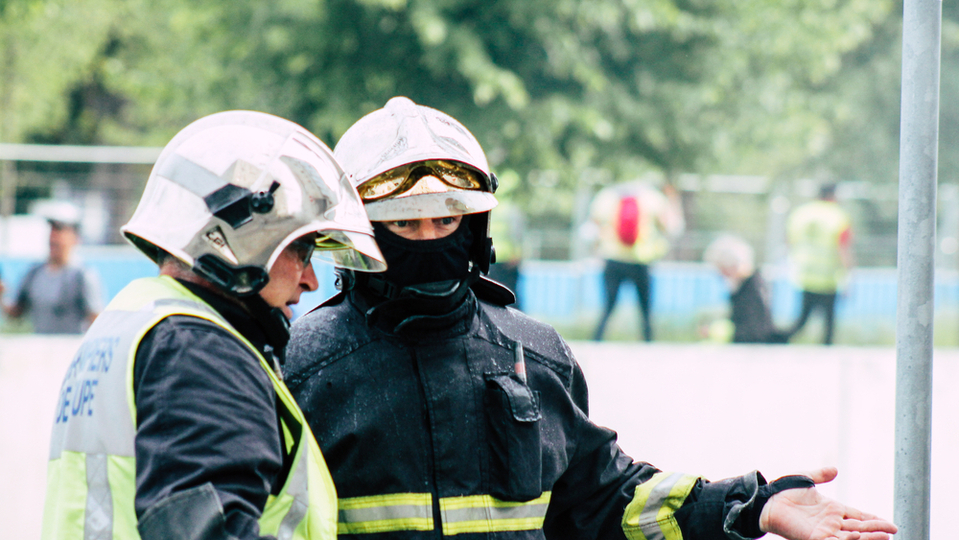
[239,294,291,370]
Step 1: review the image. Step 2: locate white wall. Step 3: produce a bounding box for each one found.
[0,215,48,258]
[572,342,956,539]
[4,337,954,538]
[1,336,83,538]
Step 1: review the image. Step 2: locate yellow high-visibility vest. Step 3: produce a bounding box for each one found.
[41,276,337,540]
[787,200,851,293]
[590,185,683,264]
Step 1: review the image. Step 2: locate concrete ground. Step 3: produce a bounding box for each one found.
[4,336,954,538]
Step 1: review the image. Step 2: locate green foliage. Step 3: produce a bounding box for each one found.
[0,0,938,226]
[0,0,121,142]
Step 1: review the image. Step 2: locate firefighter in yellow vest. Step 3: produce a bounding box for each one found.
[586,180,684,341]
[786,183,852,345]
[41,111,385,540]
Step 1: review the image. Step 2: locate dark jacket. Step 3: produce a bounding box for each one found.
[133,280,284,539]
[286,283,767,540]
[729,273,789,344]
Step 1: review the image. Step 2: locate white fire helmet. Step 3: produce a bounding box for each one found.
[333,96,498,222]
[333,96,499,273]
[121,110,386,296]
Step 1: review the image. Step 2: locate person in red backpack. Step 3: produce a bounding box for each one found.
[583,180,684,341]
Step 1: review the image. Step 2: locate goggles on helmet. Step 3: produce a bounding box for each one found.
[358,160,485,202]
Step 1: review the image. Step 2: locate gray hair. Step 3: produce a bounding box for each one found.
[704,234,755,275]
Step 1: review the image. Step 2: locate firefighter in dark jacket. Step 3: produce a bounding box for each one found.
[42,111,386,540]
[285,97,896,540]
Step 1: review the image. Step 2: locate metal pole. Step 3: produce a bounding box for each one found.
[894,0,942,538]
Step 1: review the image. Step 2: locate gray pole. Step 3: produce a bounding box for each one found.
[894,0,941,538]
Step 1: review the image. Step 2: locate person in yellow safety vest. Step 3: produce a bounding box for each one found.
[785,183,853,345]
[41,111,386,540]
[584,179,684,341]
[285,97,896,540]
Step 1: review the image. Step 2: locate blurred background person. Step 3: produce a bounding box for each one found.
[785,183,853,345]
[585,179,684,341]
[0,201,103,334]
[703,234,789,344]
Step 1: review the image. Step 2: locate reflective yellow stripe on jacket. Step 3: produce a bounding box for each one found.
[621,472,700,540]
[338,492,551,536]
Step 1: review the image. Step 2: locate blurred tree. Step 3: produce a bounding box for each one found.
[938,2,959,185]
[786,1,959,190]
[0,0,121,143]
[4,0,910,223]
[230,0,894,218]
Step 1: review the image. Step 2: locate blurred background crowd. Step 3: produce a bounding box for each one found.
[2,0,959,344]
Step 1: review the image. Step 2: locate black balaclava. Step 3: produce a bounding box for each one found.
[373,216,474,288]
[353,216,479,334]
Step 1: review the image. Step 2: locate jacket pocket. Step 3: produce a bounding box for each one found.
[485,372,543,501]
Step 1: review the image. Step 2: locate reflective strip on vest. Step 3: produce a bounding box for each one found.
[337,492,551,536]
[85,453,112,540]
[621,472,700,540]
[275,449,310,540]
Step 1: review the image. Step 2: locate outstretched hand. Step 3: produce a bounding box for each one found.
[759,467,897,540]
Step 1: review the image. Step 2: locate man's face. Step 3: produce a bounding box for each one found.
[48,222,79,264]
[259,235,319,318]
[379,215,463,240]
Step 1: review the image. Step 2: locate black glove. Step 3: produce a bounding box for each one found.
[724,473,816,539]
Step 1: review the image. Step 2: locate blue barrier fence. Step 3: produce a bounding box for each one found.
[4,249,954,340]
[524,260,910,321]
[517,260,905,325]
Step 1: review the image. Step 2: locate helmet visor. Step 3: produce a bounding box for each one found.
[313,229,387,272]
[358,160,485,201]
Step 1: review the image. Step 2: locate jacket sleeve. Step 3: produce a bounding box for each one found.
[133,316,283,540]
[543,358,767,540]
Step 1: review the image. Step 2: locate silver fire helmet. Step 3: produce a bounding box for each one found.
[333,96,498,221]
[122,110,386,295]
